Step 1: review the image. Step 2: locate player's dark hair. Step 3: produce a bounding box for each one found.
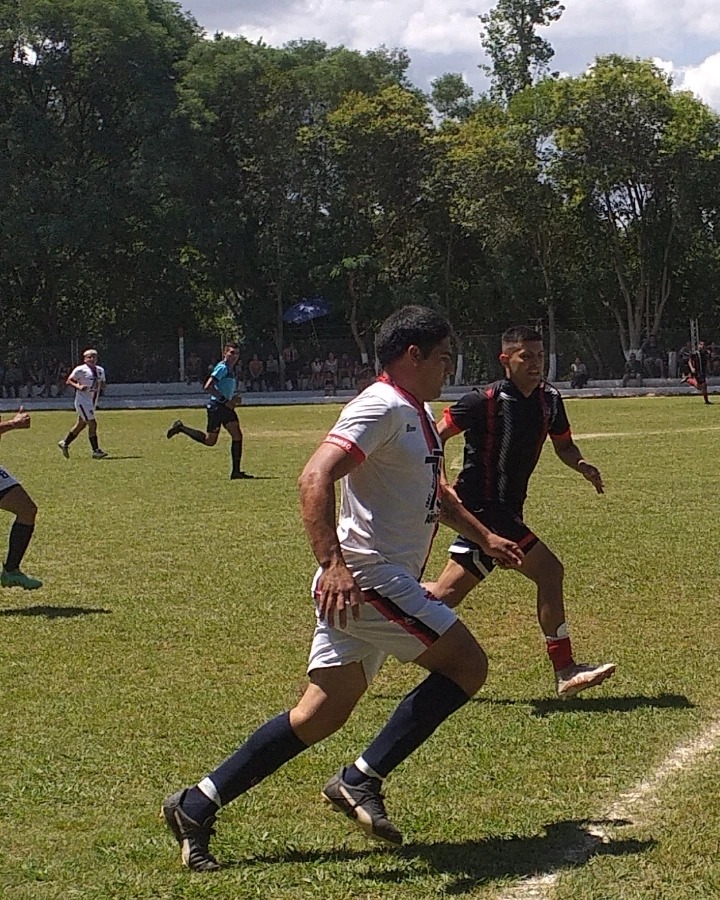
[224,342,239,352]
[376,306,450,367]
[501,326,543,348]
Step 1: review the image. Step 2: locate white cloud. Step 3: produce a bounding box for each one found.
[664,53,720,109]
[224,0,487,55]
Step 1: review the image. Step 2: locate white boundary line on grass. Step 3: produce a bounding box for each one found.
[495,716,720,900]
[574,424,720,440]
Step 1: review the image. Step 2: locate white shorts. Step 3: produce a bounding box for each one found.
[307,563,457,685]
[74,395,96,421]
[0,466,20,495]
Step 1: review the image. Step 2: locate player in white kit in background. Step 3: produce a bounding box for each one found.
[58,349,108,459]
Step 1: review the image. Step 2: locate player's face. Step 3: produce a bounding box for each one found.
[414,337,454,401]
[225,348,240,364]
[84,353,97,363]
[501,341,544,390]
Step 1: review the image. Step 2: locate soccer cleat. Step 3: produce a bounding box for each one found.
[556,662,616,699]
[58,440,70,459]
[1,568,43,590]
[92,449,108,459]
[230,471,255,480]
[321,770,403,846]
[160,790,221,872]
[166,420,183,439]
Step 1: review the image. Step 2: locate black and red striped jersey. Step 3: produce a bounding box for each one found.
[689,348,711,378]
[443,379,571,512]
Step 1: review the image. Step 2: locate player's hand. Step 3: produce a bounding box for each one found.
[482,534,523,569]
[79,384,89,391]
[578,461,604,494]
[316,561,365,629]
[12,407,31,429]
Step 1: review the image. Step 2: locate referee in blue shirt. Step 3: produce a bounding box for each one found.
[167,343,254,479]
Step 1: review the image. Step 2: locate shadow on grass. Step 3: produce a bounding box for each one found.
[0,605,111,618]
[372,693,695,717]
[228,475,274,480]
[99,455,143,460]
[224,818,653,893]
[528,693,694,717]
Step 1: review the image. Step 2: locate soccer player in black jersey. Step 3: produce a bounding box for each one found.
[687,340,712,404]
[425,326,615,699]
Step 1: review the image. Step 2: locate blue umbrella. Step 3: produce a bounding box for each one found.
[283,298,331,324]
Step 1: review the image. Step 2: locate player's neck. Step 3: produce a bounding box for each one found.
[506,374,538,398]
[379,370,427,405]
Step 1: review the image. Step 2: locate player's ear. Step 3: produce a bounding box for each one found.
[499,351,510,367]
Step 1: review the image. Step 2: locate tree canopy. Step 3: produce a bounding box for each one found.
[2,0,719,373]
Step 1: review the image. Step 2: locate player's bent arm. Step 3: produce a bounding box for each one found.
[0,410,31,435]
[203,376,231,403]
[299,443,359,569]
[436,415,462,445]
[551,434,604,494]
[299,442,364,624]
[437,481,523,568]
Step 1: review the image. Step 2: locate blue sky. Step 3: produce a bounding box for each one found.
[182,0,720,108]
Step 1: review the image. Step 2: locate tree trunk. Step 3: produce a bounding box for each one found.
[546,298,557,381]
[347,271,369,363]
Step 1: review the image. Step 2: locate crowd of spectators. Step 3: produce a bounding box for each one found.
[0,357,72,398]
[5,336,720,398]
[566,336,720,387]
[209,347,376,395]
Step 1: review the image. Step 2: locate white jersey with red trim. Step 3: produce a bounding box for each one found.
[70,363,106,395]
[324,378,443,579]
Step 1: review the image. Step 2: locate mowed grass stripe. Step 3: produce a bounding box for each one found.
[0,398,717,898]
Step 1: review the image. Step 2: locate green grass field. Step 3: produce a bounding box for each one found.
[1,399,719,899]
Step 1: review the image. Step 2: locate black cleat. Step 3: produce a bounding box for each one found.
[166,420,183,439]
[230,471,255,480]
[321,770,403,845]
[160,790,220,872]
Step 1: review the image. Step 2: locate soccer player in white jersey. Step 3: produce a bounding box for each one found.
[57,349,108,459]
[0,407,42,590]
[161,306,524,872]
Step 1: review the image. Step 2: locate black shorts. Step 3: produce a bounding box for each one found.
[206,402,239,433]
[449,502,539,580]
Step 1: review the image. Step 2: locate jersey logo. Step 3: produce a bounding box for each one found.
[424,448,443,519]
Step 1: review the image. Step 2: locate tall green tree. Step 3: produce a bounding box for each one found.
[549,56,720,353]
[0,0,201,345]
[322,84,434,360]
[479,0,564,106]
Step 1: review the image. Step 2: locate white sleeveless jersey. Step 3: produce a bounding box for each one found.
[324,377,443,579]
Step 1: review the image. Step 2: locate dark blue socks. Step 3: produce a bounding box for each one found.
[344,672,469,785]
[181,712,307,822]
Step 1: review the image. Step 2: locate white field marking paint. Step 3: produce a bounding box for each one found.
[494,716,720,900]
[574,425,720,440]
[444,424,720,473]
